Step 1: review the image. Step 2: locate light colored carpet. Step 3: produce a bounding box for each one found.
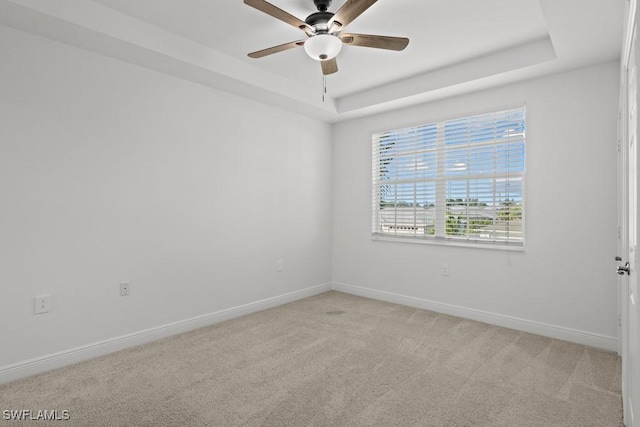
[0,291,622,426]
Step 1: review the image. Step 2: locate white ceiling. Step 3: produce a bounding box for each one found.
[0,0,626,122]
[89,0,551,97]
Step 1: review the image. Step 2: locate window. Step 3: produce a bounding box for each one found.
[372,107,525,246]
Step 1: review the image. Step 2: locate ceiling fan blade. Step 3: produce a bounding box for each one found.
[329,0,378,29]
[244,0,313,34]
[248,40,306,58]
[340,33,409,51]
[321,58,338,75]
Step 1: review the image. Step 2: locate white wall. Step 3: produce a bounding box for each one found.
[332,61,620,343]
[0,26,332,369]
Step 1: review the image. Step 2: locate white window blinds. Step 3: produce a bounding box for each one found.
[372,107,525,246]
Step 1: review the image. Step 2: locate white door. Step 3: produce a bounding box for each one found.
[621,16,640,425]
[619,66,631,426]
[629,40,640,424]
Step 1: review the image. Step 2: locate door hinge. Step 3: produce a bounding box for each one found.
[618,226,622,239]
[618,314,622,327]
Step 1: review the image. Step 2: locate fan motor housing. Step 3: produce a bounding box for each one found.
[305,11,334,33]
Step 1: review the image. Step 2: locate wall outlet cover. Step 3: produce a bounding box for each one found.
[35,295,50,314]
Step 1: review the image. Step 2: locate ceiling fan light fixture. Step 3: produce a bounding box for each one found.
[304,34,342,61]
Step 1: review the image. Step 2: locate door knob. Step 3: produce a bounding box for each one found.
[618,262,630,275]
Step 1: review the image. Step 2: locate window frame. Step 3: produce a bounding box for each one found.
[371,106,526,249]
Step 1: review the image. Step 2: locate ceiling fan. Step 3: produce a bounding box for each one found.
[244,0,409,75]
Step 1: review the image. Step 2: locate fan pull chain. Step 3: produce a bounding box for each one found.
[322,75,327,102]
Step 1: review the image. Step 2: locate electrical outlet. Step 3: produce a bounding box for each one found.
[441,263,449,276]
[34,295,50,314]
[120,282,130,296]
[276,259,283,272]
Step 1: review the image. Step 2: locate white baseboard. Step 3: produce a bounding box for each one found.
[0,283,332,385]
[2,281,618,385]
[331,282,618,352]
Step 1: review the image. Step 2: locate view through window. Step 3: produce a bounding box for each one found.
[372,107,526,246]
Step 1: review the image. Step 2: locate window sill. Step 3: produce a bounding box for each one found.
[371,235,525,252]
